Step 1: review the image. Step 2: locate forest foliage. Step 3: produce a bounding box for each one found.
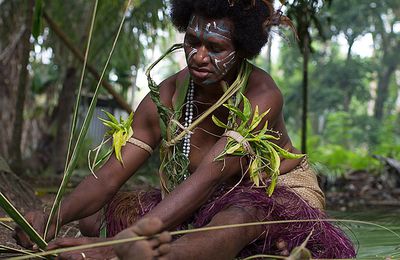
[0,0,399,180]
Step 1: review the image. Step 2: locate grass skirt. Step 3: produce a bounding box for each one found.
[105,182,356,258]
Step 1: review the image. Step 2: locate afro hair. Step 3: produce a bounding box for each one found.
[170,0,274,59]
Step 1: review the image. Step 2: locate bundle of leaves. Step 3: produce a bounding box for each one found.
[213,94,304,195]
[88,110,134,175]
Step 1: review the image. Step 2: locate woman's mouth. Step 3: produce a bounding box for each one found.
[190,67,211,79]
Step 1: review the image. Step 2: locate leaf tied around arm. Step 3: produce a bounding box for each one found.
[213,95,304,195]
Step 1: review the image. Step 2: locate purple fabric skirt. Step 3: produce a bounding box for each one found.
[105,183,356,258]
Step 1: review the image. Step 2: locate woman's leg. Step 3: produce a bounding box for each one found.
[78,211,102,237]
[113,206,264,260]
[168,206,264,260]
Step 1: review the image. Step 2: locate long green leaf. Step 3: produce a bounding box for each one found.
[211,115,229,129]
[223,104,246,121]
[103,110,119,124]
[241,94,252,119]
[0,192,47,249]
[268,141,305,159]
[44,0,131,238]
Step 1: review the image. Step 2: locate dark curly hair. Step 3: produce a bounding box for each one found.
[170,0,274,59]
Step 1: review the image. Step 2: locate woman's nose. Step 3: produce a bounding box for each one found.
[193,46,210,65]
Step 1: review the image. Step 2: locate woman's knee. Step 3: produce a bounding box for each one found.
[208,206,265,241]
[78,212,101,237]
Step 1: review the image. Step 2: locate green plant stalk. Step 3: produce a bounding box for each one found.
[44,0,132,238]
[32,0,43,39]
[8,218,400,260]
[0,192,47,249]
[64,0,98,171]
[145,43,183,136]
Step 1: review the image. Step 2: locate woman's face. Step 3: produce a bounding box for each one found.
[184,15,238,86]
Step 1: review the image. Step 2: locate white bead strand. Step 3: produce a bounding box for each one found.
[182,79,195,158]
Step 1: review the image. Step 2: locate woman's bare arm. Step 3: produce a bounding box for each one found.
[59,94,162,225]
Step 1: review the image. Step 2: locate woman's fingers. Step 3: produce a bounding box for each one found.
[131,217,163,236]
[13,225,34,249]
[47,237,97,250]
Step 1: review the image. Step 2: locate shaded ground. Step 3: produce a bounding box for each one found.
[0,175,81,259]
[0,173,153,259]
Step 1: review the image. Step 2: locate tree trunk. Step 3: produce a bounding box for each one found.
[8,0,34,174]
[301,34,309,154]
[51,67,78,174]
[374,64,396,121]
[343,41,354,113]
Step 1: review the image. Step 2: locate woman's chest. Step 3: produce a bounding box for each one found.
[185,117,225,173]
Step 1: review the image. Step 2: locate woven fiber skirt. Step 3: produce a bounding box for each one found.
[105,160,356,258]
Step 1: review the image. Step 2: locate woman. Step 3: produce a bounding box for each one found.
[15,1,356,259]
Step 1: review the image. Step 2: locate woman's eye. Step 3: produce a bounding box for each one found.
[185,36,199,47]
[209,44,223,53]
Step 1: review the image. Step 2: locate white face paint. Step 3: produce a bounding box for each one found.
[184,15,238,85]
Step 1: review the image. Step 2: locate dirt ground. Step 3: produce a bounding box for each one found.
[0,176,82,259]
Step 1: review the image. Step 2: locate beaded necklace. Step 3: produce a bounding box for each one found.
[182,79,194,158]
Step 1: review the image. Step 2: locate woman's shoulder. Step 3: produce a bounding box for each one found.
[155,67,190,108]
[246,65,283,107]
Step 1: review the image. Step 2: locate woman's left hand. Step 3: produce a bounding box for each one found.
[47,237,116,260]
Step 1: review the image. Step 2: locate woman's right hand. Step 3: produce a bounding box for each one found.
[12,210,57,249]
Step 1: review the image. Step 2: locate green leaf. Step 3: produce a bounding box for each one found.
[212,115,229,129]
[0,192,47,249]
[249,106,264,131]
[32,0,43,40]
[259,119,269,135]
[226,143,241,154]
[268,142,305,159]
[98,117,122,130]
[223,104,246,121]
[259,134,280,141]
[123,112,134,128]
[102,110,119,124]
[264,142,280,173]
[267,176,277,196]
[241,94,252,119]
[113,130,125,165]
[249,158,261,186]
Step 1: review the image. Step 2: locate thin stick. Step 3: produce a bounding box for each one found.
[0,245,46,259]
[8,218,400,260]
[241,254,287,260]
[0,220,14,231]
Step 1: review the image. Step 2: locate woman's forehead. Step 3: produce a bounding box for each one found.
[187,15,234,36]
